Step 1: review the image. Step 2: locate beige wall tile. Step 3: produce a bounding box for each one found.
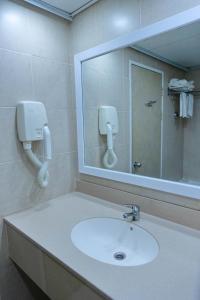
[140,0,200,26]
[0,108,21,163]
[0,49,33,107]
[27,8,70,63]
[43,152,78,200]
[0,1,75,299]
[0,0,70,62]
[0,0,31,53]
[48,109,77,155]
[0,159,35,218]
[71,0,141,54]
[0,152,77,218]
[32,56,73,110]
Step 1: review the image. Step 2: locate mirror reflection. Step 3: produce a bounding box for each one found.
[82,20,200,186]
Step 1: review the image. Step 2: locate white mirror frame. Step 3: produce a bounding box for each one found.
[74,5,200,200]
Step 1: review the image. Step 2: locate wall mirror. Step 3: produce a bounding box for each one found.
[75,7,200,200]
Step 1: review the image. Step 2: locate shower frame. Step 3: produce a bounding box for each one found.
[128,60,164,177]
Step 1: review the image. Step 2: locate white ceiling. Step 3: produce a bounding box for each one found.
[42,0,97,14]
[135,20,200,70]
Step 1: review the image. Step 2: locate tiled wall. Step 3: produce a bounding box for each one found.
[71,0,200,54]
[0,0,76,299]
[0,0,78,215]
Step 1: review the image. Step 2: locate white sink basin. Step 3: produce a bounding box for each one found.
[71,218,159,266]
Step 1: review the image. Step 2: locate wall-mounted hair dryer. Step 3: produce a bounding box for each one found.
[99,106,118,169]
[17,101,52,188]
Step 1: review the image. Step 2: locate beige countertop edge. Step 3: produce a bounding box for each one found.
[4,221,111,300]
[3,192,200,300]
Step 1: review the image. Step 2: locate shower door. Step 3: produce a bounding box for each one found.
[131,63,163,178]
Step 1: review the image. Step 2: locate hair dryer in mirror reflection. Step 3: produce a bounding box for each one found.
[99,106,118,169]
[17,101,52,188]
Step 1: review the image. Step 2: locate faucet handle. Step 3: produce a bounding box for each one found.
[123,204,140,221]
[133,204,140,212]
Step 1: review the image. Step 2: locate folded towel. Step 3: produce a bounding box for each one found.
[187,93,194,118]
[169,78,195,91]
[180,92,188,118]
[179,92,194,118]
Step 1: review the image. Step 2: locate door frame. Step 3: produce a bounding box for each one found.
[129,60,164,176]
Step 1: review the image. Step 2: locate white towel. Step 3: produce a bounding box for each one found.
[179,92,194,118]
[169,78,195,91]
[187,93,194,118]
[180,92,188,118]
[169,78,194,119]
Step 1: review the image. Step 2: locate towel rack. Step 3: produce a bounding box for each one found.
[168,88,200,96]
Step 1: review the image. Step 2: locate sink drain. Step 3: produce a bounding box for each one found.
[113,252,126,260]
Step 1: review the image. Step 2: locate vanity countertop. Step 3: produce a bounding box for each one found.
[4,192,200,300]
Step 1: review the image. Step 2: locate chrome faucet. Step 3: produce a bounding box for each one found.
[123,204,140,221]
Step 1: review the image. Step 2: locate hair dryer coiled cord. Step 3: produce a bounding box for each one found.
[102,123,118,169]
[23,143,49,188]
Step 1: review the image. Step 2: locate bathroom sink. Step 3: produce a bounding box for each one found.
[71,218,159,266]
